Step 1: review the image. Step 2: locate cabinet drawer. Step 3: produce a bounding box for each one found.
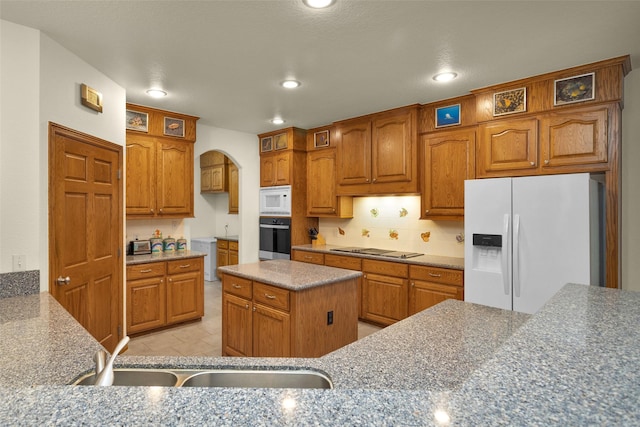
[167,258,202,275]
[126,262,166,280]
[254,282,290,312]
[292,250,325,265]
[217,239,229,249]
[229,241,239,251]
[223,274,253,299]
[362,259,408,278]
[409,265,463,286]
[325,254,361,270]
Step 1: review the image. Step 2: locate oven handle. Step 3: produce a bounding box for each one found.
[260,224,290,230]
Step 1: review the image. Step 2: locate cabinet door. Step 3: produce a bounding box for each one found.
[126,276,166,334]
[409,280,463,316]
[362,272,408,326]
[166,270,204,324]
[371,111,414,184]
[273,151,292,186]
[477,118,538,177]
[222,292,253,357]
[156,139,194,216]
[228,163,239,213]
[216,247,229,280]
[307,149,338,216]
[337,119,371,185]
[252,303,291,357]
[540,107,608,169]
[422,129,476,219]
[126,135,156,216]
[259,154,276,187]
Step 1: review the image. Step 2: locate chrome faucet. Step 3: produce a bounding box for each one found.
[93,336,130,386]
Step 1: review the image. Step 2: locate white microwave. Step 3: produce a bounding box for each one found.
[259,185,292,217]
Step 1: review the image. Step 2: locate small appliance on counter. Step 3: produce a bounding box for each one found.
[128,239,151,255]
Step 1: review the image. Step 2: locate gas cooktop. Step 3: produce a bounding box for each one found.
[330,247,423,259]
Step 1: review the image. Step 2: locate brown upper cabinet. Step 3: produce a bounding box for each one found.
[125,104,198,219]
[421,128,476,220]
[200,151,229,193]
[336,105,419,196]
[200,150,239,214]
[258,127,307,187]
[306,126,353,218]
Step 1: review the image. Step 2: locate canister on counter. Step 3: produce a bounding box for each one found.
[177,238,187,252]
[163,236,176,253]
[150,238,163,254]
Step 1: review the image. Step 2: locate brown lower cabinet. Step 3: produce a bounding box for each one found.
[126,257,204,335]
[216,239,239,280]
[221,272,357,357]
[291,249,463,326]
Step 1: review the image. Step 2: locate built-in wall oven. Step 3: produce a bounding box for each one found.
[259,217,291,260]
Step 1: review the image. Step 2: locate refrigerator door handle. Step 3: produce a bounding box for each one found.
[513,214,521,298]
[502,213,510,296]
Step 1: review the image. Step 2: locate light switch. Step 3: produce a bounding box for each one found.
[12,255,26,272]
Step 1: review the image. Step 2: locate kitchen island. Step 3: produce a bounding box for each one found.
[219,260,361,357]
[1,283,639,425]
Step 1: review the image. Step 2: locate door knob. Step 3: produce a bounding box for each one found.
[56,276,71,285]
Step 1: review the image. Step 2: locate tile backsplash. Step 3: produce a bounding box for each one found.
[318,196,464,258]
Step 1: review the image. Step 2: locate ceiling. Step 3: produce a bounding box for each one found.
[1,1,639,135]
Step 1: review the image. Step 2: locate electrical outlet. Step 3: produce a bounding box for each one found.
[12,255,26,272]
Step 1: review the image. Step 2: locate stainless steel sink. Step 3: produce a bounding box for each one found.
[181,369,332,389]
[74,369,180,386]
[73,368,333,389]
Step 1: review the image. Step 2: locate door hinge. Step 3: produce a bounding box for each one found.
[117,169,121,180]
[117,247,121,258]
[117,325,122,339]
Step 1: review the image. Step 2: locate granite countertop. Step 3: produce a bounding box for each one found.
[1,284,639,424]
[126,250,206,265]
[218,259,362,291]
[292,243,465,270]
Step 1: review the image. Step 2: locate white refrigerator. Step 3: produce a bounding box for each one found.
[464,173,604,314]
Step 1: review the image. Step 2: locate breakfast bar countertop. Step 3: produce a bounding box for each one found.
[1,284,639,425]
[218,259,363,291]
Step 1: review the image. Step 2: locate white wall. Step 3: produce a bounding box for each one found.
[187,125,260,264]
[0,20,40,276]
[0,20,126,292]
[621,68,640,292]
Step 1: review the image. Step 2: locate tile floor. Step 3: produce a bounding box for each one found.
[126,280,382,357]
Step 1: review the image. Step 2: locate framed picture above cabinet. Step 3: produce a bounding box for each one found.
[126,109,149,132]
[164,117,185,138]
[493,87,526,116]
[261,136,273,152]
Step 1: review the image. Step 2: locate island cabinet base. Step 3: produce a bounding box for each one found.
[222,273,358,358]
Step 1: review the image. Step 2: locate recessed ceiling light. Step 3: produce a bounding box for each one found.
[303,0,335,9]
[281,80,301,89]
[271,118,285,125]
[146,88,167,98]
[432,72,458,82]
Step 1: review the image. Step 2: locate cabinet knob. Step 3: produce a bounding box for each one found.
[245,304,249,309]
[544,159,550,165]
[372,178,377,182]
[365,178,370,182]
[425,210,430,214]
[411,282,415,287]
[150,209,154,213]
[428,273,442,278]
[265,294,277,300]
[530,162,535,166]
[159,209,163,213]
[252,306,256,312]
